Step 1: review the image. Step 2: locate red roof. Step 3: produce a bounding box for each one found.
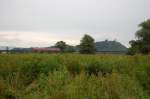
[32,47,60,52]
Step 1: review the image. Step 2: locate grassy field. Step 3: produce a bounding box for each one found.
[0,54,150,99]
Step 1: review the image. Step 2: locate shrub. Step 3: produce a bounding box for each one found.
[63,57,82,75]
[85,60,112,76]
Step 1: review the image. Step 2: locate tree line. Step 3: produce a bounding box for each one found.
[128,19,150,55]
[54,34,95,54]
[55,19,150,55]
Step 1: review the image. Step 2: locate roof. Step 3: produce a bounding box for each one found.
[32,47,61,52]
[95,41,128,52]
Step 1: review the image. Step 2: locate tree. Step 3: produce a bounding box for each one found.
[129,19,150,54]
[55,41,66,52]
[55,41,75,53]
[79,34,95,54]
[128,40,141,55]
[65,45,75,53]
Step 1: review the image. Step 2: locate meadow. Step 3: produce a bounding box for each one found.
[0,54,150,99]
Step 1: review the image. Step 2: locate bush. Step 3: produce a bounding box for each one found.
[85,60,112,76]
[18,56,60,85]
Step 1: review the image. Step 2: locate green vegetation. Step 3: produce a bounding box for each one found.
[0,54,150,99]
[129,19,150,55]
[55,41,75,53]
[79,34,96,54]
[55,41,67,52]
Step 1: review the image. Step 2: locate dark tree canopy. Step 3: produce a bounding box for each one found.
[65,45,75,53]
[128,19,150,54]
[55,41,66,52]
[55,41,75,53]
[136,20,150,41]
[79,34,95,54]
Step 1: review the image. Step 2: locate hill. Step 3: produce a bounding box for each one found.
[95,40,128,52]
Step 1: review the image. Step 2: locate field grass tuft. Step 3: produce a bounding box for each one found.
[0,54,150,99]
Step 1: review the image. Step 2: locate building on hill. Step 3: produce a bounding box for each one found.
[95,40,128,54]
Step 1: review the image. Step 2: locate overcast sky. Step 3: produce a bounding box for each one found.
[0,0,150,47]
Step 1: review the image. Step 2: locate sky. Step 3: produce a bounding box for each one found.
[0,0,150,47]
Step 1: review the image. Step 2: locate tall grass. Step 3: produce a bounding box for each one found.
[0,54,150,99]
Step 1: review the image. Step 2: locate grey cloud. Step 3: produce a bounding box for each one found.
[0,0,150,47]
